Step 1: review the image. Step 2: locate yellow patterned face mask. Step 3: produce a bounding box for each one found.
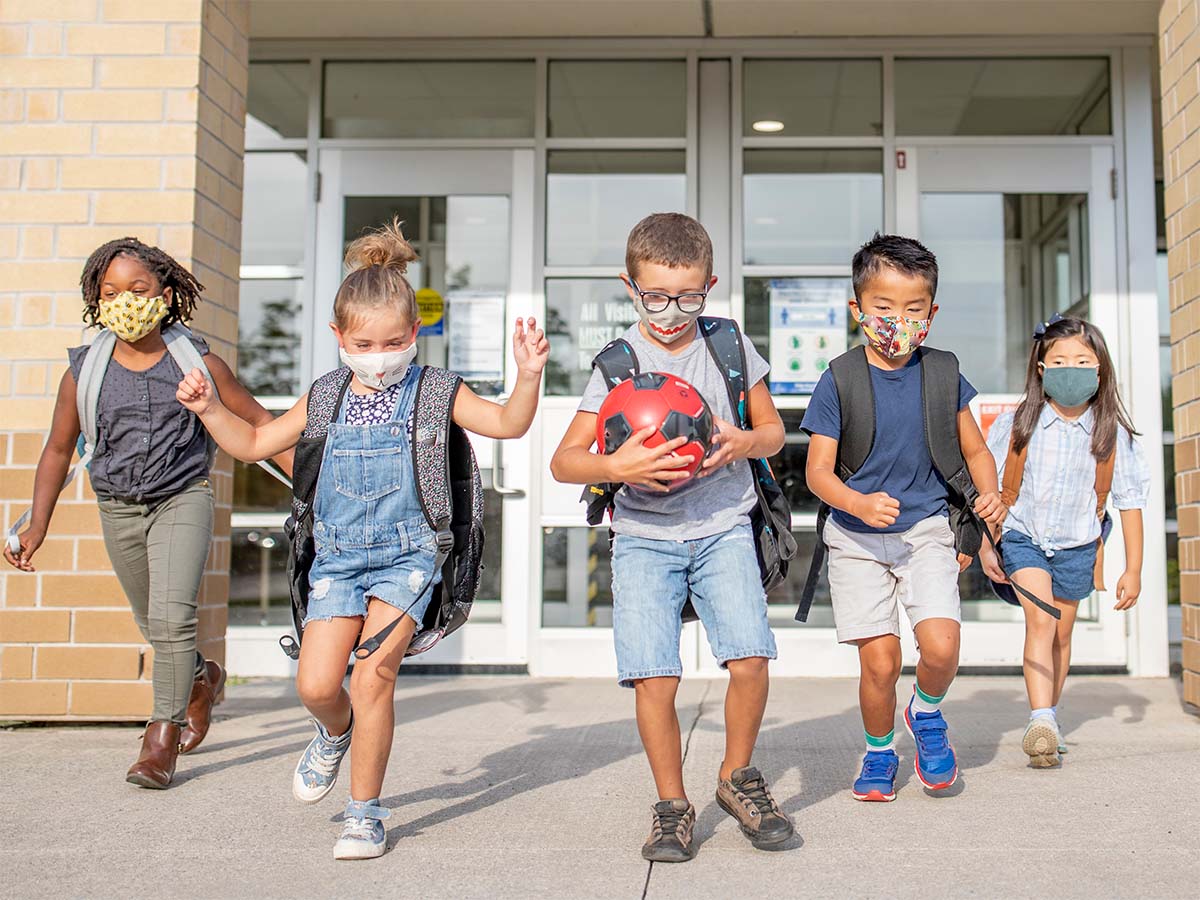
[97,291,169,343]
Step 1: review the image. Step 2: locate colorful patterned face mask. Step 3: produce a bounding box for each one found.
[98,291,169,343]
[854,310,931,359]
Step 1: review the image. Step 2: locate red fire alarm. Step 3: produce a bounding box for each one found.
[896,150,907,169]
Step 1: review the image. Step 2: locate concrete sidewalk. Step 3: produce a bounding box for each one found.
[2,675,1197,899]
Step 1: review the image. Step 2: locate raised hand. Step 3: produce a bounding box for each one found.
[176,367,217,416]
[512,316,550,377]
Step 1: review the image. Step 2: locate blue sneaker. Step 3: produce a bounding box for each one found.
[852,749,899,802]
[904,696,957,790]
[292,716,352,804]
[334,799,390,860]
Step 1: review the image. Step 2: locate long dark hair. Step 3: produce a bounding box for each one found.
[80,237,204,329]
[1011,316,1137,460]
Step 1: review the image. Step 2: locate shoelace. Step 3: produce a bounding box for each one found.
[734,776,777,816]
[861,755,896,780]
[653,808,688,839]
[304,736,345,779]
[340,815,380,841]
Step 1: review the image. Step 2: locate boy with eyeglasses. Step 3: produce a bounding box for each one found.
[551,213,793,862]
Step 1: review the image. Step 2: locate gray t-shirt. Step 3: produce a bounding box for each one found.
[579,322,770,541]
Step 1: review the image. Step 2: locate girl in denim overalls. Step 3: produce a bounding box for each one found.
[177,219,549,859]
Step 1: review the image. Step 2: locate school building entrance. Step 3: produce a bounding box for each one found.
[225,4,1170,679]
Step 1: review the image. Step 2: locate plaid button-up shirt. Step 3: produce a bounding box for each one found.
[986,405,1150,553]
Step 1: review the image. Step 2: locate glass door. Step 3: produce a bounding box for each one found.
[314,148,537,666]
[896,143,1129,668]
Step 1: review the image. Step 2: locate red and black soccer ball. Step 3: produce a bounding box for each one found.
[595,372,714,481]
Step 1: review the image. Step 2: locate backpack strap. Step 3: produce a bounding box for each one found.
[1001,433,1027,508]
[582,338,642,526]
[698,316,748,428]
[918,347,976,503]
[355,366,461,659]
[1094,449,1115,520]
[828,347,875,480]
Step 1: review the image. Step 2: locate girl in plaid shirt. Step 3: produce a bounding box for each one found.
[980,316,1149,768]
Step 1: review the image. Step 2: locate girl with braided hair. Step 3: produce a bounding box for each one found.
[4,237,290,788]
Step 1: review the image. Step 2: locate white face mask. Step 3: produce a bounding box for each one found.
[339,343,418,390]
[634,297,702,344]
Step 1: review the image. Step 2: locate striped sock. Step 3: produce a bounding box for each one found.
[865,729,895,753]
[911,682,945,715]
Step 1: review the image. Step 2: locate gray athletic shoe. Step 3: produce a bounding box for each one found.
[1022,716,1061,768]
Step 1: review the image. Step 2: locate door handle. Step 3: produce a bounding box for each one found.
[490,393,525,497]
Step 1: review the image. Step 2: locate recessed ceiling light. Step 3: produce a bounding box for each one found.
[752,119,784,133]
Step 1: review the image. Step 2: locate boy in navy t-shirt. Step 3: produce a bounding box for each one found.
[801,234,1005,802]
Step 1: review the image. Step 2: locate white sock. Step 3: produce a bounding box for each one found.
[865,729,895,753]
[911,682,944,715]
[1030,707,1055,721]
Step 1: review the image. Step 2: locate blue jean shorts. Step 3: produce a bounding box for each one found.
[1000,530,1097,602]
[610,523,777,687]
[303,514,442,626]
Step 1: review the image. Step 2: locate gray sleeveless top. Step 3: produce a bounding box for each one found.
[68,335,211,502]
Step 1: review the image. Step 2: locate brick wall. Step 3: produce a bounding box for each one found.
[1162,0,1200,710]
[0,1,249,720]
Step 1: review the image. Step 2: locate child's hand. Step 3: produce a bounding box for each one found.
[956,553,973,573]
[699,416,749,476]
[974,490,1007,527]
[979,544,1006,583]
[3,528,44,572]
[512,316,549,377]
[607,427,694,492]
[176,367,217,415]
[1114,570,1141,610]
[850,491,899,528]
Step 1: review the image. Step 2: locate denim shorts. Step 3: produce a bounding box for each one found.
[304,514,442,626]
[610,523,777,688]
[1000,530,1097,602]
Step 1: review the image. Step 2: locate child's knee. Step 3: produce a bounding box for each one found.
[726,656,769,683]
[632,675,679,703]
[859,643,902,688]
[296,671,342,709]
[349,658,399,703]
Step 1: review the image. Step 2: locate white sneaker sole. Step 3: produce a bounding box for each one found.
[1022,720,1061,768]
[334,840,385,860]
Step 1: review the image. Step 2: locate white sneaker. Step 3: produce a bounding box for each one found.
[292,716,352,804]
[334,799,390,860]
[1022,715,1061,768]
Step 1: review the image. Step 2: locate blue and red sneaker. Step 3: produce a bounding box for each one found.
[852,749,899,802]
[903,695,957,790]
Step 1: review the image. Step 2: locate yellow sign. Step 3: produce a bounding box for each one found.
[415,287,444,333]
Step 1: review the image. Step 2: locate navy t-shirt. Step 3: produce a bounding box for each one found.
[801,351,977,534]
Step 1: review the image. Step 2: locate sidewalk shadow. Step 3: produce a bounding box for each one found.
[175,678,560,786]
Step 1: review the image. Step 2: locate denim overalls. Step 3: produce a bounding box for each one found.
[304,366,442,626]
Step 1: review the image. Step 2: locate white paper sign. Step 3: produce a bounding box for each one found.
[446,290,505,381]
[768,278,848,394]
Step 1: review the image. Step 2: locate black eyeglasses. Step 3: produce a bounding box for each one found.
[629,278,709,314]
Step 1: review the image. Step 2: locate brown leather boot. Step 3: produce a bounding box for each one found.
[126,721,181,789]
[179,659,226,754]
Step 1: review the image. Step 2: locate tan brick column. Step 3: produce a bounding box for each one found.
[1163,0,1200,710]
[0,1,248,720]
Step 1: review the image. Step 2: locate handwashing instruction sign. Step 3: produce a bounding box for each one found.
[768,278,848,394]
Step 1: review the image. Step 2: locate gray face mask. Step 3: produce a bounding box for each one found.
[1041,365,1099,407]
[634,297,702,344]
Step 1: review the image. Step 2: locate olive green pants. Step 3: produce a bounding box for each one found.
[97,480,213,725]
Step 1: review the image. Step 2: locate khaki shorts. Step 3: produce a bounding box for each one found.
[824,514,961,643]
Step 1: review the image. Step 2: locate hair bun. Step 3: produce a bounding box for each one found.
[344,217,419,273]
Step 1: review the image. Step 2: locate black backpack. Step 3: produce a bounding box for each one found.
[584,316,798,623]
[279,365,485,660]
[795,345,984,622]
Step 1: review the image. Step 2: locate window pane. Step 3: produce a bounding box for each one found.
[896,57,1111,136]
[546,150,686,266]
[323,61,535,139]
[541,527,613,627]
[743,149,882,266]
[744,276,853,395]
[231,456,291,515]
[237,280,303,396]
[920,192,1089,393]
[743,59,882,137]
[549,60,686,138]
[229,527,291,627]
[242,151,307,268]
[544,278,637,396]
[248,62,309,141]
